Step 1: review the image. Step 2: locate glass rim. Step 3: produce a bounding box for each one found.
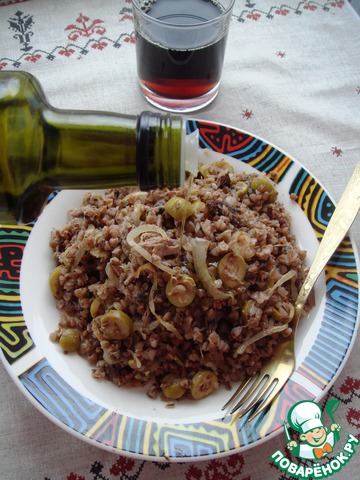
[131,0,235,28]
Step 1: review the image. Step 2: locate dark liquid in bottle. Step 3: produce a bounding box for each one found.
[135,0,228,99]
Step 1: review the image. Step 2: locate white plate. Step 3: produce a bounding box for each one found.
[1,120,358,461]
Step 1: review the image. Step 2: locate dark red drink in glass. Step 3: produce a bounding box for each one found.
[132,0,234,112]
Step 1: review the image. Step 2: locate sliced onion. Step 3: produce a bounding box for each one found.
[267,269,297,297]
[121,191,147,203]
[128,350,142,369]
[72,241,87,268]
[133,203,143,226]
[236,323,289,355]
[60,236,87,270]
[126,224,175,275]
[134,262,155,279]
[127,224,168,243]
[191,237,232,300]
[148,277,181,339]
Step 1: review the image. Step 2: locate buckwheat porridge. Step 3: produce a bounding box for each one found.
[49,160,307,402]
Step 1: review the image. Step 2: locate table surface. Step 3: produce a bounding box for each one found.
[0,1,359,479]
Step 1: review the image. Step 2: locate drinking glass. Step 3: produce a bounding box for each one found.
[132,0,235,112]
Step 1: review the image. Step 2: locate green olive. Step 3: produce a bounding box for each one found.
[49,265,66,299]
[212,160,234,173]
[165,275,196,307]
[164,196,193,221]
[59,328,81,353]
[100,310,133,340]
[161,374,186,399]
[190,200,206,215]
[236,182,248,197]
[218,253,247,288]
[190,370,219,400]
[201,160,234,178]
[250,177,278,203]
[90,297,105,318]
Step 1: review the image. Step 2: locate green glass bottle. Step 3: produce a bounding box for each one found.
[0,71,187,225]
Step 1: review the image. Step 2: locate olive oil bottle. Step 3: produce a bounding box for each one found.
[0,71,187,225]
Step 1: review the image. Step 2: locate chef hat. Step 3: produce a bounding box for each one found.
[288,401,324,434]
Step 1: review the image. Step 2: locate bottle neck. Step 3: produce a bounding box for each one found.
[136,111,185,190]
[43,108,139,189]
[43,109,185,191]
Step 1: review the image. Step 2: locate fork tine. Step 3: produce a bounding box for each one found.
[221,375,253,411]
[229,374,266,415]
[247,377,287,422]
[230,374,273,415]
[230,384,268,419]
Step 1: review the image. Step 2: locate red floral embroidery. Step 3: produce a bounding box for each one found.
[67,474,85,480]
[186,465,202,480]
[347,407,360,440]
[247,13,261,21]
[124,35,135,44]
[330,1,344,7]
[275,9,290,15]
[58,48,75,57]
[304,4,318,11]
[109,456,136,475]
[24,53,41,63]
[338,376,360,439]
[120,13,133,22]
[339,376,360,395]
[91,41,108,50]
[0,61,8,70]
[65,14,106,41]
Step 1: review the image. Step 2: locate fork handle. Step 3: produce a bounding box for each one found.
[295,163,360,314]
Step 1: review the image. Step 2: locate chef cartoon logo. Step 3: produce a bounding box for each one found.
[271,398,359,479]
[284,400,341,460]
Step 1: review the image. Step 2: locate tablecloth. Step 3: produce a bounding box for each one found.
[0,1,359,479]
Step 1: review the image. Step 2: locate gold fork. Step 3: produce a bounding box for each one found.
[222,163,360,423]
